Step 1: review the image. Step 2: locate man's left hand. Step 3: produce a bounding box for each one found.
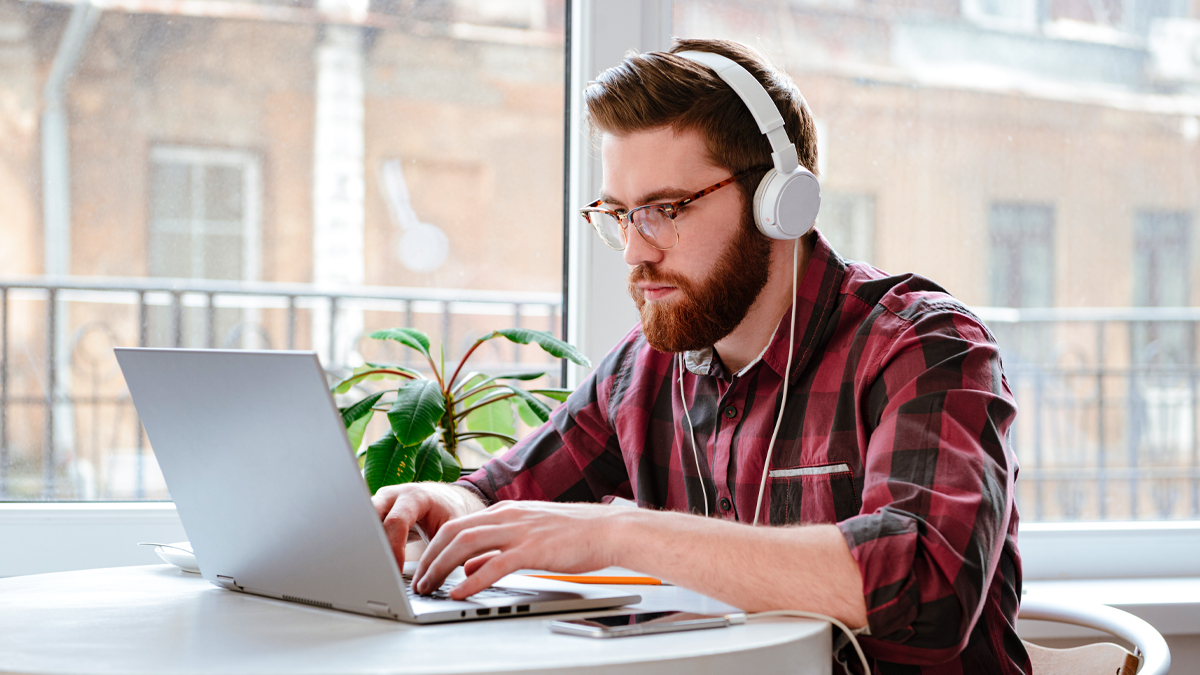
[411,501,623,599]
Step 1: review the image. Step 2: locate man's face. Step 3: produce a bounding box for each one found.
[599,127,771,353]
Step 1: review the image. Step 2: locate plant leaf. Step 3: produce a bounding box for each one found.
[341,390,385,454]
[341,390,385,427]
[439,445,461,483]
[457,373,488,405]
[465,395,516,454]
[459,370,549,400]
[332,363,419,394]
[347,415,372,455]
[411,436,445,483]
[514,398,542,427]
[504,385,552,425]
[529,388,571,402]
[370,327,432,360]
[484,329,591,367]
[387,379,447,447]
[363,432,418,494]
[493,370,549,381]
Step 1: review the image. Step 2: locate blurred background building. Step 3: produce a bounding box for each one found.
[1,0,1199,524]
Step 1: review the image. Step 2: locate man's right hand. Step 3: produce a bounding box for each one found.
[371,482,487,567]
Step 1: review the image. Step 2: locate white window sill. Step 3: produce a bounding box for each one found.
[0,502,186,578]
[1021,577,1200,639]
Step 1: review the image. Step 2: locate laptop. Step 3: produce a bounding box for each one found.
[114,347,640,623]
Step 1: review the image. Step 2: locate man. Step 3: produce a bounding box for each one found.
[373,38,1026,674]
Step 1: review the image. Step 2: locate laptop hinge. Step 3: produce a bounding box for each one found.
[215,575,242,591]
[367,601,395,618]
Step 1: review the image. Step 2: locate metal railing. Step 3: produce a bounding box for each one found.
[3,279,1199,522]
[976,306,1200,522]
[0,275,562,501]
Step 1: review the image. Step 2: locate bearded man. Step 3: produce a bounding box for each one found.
[373,38,1026,675]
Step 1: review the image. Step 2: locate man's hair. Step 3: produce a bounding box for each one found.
[584,38,819,210]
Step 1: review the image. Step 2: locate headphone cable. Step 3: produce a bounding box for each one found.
[753,236,800,526]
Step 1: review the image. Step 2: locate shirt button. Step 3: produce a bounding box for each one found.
[719,497,732,512]
[723,405,737,419]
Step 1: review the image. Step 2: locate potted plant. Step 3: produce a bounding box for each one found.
[332,327,590,494]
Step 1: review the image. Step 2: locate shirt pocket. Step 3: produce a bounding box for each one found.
[767,462,860,525]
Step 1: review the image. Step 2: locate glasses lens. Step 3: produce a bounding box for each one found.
[583,211,626,250]
[631,207,676,249]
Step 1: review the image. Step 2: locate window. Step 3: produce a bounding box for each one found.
[148,147,262,349]
[988,203,1056,365]
[819,193,875,266]
[0,0,566,505]
[1133,210,1192,365]
[989,203,1056,310]
[672,0,1200,528]
[4,0,1200,579]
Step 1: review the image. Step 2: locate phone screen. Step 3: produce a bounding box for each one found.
[547,611,730,638]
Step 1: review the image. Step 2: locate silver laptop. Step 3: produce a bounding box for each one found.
[115,348,640,623]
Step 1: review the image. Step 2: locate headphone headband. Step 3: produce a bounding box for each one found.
[674,50,799,175]
[673,49,820,241]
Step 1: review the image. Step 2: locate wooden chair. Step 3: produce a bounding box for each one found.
[1019,596,1171,675]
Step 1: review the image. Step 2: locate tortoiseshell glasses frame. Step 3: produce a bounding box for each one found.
[579,170,752,251]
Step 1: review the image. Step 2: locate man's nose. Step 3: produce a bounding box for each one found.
[622,222,665,268]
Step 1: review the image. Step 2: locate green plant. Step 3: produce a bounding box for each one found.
[332,327,590,494]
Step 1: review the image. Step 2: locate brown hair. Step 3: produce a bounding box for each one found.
[584,38,818,211]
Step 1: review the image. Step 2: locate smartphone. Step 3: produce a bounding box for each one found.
[546,611,732,638]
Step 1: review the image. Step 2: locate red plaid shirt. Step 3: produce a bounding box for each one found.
[460,231,1027,674]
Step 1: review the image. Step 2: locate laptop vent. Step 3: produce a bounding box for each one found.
[282,594,333,609]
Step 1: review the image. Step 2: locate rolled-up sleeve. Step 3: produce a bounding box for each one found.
[838,301,1018,665]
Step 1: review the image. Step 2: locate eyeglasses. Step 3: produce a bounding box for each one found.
[579,171,752,251]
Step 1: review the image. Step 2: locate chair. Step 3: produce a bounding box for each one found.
[1019,596,1171,675]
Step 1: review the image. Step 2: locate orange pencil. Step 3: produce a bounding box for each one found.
[526,574,668,586]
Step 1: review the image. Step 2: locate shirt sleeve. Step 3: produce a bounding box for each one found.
[455,330,639,506]
[837,299,1018,665]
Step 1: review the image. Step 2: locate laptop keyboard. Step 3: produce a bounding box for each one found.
[402,575,536,601]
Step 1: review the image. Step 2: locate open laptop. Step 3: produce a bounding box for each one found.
[114,347,640,623]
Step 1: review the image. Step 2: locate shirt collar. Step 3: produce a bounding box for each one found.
[681,229,846,380]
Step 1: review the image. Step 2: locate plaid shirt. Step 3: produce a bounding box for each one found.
[459,231,1028,674]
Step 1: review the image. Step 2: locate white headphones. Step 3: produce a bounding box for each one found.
[675,50,820,241]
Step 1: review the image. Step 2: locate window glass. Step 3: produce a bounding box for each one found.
[0,0,565,500]
[676,0,1200,521]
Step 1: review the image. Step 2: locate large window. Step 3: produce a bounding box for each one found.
[0,0,566,502]
[674,0,1200,523]
[4,0,1200,578]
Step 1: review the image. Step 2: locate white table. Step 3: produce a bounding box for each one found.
[0,565,831,675]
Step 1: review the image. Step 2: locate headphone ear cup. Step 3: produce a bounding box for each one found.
[753,168,822,240]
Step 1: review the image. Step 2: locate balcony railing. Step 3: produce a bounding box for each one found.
[3,277,1199,522]
[0,276,562,501]
[976,306,1200,522]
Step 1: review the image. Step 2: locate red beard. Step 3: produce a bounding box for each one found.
[628,212,772,353]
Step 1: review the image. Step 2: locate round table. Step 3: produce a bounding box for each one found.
[0,565,831,675]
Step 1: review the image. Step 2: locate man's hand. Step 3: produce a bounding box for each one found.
[371,482,487,568]
[411,501,623,599]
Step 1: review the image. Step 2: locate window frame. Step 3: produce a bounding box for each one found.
[3,0,1199,582]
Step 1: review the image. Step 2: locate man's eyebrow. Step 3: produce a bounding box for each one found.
[598,187,694,209]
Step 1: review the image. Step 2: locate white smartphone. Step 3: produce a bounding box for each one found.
[546,611,732,638]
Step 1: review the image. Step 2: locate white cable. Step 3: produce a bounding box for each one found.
[679,353,710,518]
[752,237,800,526]
[727,610,870,674]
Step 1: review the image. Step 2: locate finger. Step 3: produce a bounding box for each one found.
[415,523,516,595]
[371,486,400,520]
[412,508,507,586]
[380,496,427,567]
[450,549,523,600]
[463,550,502,576]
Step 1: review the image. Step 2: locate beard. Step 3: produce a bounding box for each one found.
[628,210,772,353]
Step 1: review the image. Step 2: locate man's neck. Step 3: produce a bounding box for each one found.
[713,235,814,374]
